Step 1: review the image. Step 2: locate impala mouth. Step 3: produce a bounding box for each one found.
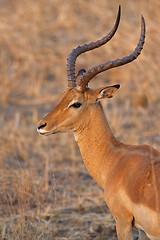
[37,128,58,136]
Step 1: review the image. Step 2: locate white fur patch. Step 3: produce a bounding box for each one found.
[73,133,77,142]
[64,99,78,110]
[37,128,48,133]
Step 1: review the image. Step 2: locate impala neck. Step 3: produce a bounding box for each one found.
[74,102,122,189]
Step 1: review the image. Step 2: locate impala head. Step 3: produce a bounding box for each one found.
[37,6,145,136]
[37,84,120,135]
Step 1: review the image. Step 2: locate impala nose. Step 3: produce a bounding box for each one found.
[37,122,47,130]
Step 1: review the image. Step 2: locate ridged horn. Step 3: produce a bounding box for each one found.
[67,5,121,88]
[78,15,145,92]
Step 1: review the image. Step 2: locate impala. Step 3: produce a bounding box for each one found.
[37,6,160,240]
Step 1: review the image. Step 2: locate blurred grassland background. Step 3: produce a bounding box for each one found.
[0,0,160,239]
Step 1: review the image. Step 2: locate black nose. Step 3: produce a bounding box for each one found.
[37,122,47,130]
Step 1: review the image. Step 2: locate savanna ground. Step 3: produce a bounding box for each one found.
[0,0,160,239]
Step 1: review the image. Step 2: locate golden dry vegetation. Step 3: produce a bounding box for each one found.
[0,0,160,239]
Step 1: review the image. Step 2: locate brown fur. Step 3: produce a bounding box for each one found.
[38,87,160,240]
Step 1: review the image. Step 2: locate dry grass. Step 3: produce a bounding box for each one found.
[0,0,160,239]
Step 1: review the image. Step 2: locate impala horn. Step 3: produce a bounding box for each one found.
[67,5,121,88]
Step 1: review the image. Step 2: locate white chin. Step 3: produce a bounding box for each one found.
[37,128,57,135]
[37,129,50,135]
[37,128,47,133]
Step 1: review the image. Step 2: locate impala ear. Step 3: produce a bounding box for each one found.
[96,84,120,101]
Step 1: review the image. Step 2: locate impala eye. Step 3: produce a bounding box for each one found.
[71,102,82,108]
